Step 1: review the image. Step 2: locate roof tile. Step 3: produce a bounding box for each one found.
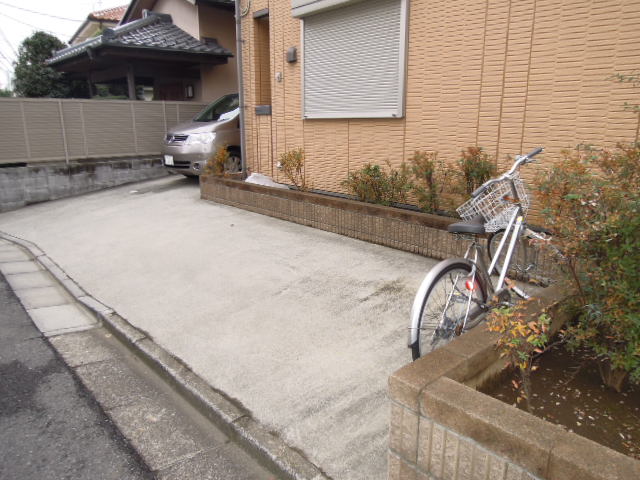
[48,13,232,64]
[89,5,127,22]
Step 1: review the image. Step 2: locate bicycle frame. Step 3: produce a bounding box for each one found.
[408,147,544,353]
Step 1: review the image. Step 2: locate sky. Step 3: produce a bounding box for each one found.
[0,0,129,89]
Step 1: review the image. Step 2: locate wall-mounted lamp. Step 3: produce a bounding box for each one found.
[185,84,194,99]
[287,47,297,63]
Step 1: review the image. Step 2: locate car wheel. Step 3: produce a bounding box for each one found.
[224,150,242,173]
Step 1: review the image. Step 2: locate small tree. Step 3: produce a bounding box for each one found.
[0,88,12,97]
[13,32,88,98]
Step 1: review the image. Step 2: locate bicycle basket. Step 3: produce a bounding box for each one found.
[456,173,530,232]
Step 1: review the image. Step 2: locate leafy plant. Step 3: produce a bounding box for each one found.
[487,301,552,412]
[406,150,461,214]
[278,148,309,191]
[536,143,640,391]
[610,71,640,113]
[342,161,410,206]
[204,145,229,177]
[458,146,496,195]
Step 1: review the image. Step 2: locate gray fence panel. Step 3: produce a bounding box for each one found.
[134,102,165,153]
[23,101,66,160]
[61,101,86,159]
[178,104,204,123]
[83,101,135,157]
[0,98,209,164]
[0,100,28,161]
[165,104,179,129]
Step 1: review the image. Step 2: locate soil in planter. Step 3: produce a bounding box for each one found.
[480,345,640,460]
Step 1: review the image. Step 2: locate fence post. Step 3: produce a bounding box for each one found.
[58,100,70,164]
[80,102,88,157]
[130,102,139,154]
[162,101,167,134]
[20,100,31,160]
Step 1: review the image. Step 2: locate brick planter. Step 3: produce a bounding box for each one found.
[202,176,474,261]
[388,287,640,480]
[200,176,560,281]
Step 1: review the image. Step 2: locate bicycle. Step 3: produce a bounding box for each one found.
[408,147,549,360]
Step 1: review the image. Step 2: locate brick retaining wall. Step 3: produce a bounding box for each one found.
[202,176,473,261]
[200,176,559,281]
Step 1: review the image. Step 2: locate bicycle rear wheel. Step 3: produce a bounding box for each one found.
[411,260,487,360]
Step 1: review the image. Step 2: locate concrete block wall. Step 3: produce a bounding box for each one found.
[0,157,166,212]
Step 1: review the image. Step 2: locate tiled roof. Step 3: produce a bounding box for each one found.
[48,13,233,64]
[89,5,127,22]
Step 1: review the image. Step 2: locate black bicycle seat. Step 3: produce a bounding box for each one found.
[447,215,486,235]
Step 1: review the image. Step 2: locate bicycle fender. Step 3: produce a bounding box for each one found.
[408,258,475,348]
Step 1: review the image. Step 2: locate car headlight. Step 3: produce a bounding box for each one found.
[186,132,216,145]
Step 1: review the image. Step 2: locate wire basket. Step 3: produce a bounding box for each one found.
[456,173,530,232]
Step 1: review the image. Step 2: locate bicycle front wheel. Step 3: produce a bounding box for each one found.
[411,261,487,360]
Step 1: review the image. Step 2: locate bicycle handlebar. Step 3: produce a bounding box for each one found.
[471,147,544,197]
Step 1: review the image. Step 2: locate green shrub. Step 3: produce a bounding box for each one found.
[406,150,461,214]
[537,143,640,390]
[204,145,229,177]
[407,151,440,213]
[458,146,496,195]
[487,302,552,412]
[278,148,309,191]
[342,161,410,206]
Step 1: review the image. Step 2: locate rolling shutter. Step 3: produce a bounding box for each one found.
[302,0,407,119]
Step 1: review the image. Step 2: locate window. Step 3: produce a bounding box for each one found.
[193,94,239,122]
[297,0,407,119]
[254,12,272,107]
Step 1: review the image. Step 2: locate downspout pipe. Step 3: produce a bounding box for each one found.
[235,0,247,178]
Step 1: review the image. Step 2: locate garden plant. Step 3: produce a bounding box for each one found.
[536,143,640,392]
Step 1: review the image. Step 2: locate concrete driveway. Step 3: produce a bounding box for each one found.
[0,176,437,479]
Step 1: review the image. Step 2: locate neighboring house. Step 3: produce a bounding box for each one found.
[48,0,237,102]
[239,0,640,195]
[70,5,127,45]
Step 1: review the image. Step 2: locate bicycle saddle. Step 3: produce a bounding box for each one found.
[447,215,486,234]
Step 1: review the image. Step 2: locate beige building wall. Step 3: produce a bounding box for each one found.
[199,5,239,102]
[241,0,640,204]
[153,0,200,37]
[151,1,238,102]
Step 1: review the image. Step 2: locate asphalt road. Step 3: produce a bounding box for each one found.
[0,272,153,480]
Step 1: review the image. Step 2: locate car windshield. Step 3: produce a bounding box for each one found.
[193,94,239,122]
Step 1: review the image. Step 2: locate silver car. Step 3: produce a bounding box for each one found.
[162,93,241,176]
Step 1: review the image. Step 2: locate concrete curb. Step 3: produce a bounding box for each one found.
[0,231,331,480]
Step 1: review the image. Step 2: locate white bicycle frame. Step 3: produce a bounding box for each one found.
[408,149,545,349]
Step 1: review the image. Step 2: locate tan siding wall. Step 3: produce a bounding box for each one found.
[243,0,640,201]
